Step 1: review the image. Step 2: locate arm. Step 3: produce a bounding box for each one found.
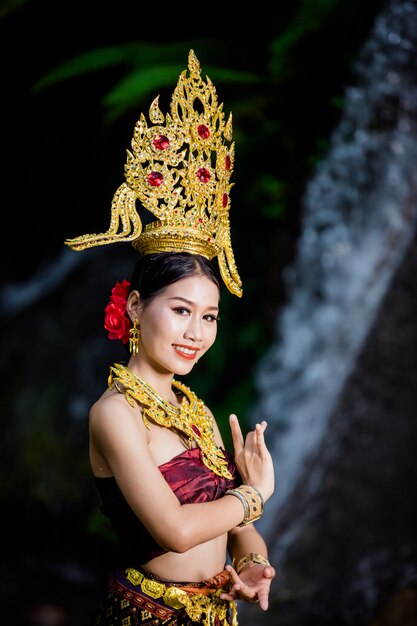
[228,524,269,566]
[218,413,276,611]
[90,394,274,554]
[221,525,276,611]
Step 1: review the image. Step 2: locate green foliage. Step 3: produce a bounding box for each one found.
[0,0,385,540]
[268,0,370,76]
[247,175,287,221]
[0,0,31,19]
[87,508,118,544]
[270,0,343,64]
[33,39,262,122]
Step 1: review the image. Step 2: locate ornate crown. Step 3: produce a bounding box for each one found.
[65,50,242,297]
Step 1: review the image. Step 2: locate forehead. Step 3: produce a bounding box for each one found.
[161,275,220,304]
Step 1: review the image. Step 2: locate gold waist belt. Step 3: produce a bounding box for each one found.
[124,566,238,626]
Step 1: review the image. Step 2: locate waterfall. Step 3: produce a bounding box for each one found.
[247,0,417,616]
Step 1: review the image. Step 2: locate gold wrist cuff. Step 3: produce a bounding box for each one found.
[225,484,264,526]
[232,553,271,574]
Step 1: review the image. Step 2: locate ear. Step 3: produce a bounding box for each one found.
[126,290,143,324]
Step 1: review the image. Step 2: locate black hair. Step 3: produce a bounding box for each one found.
[128,252,221,305]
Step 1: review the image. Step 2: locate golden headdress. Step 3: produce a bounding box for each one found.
[65,50,242,297]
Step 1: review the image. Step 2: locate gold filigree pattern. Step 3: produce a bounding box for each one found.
[108,363,233,479]
[65,50,242,297]
[124,568,237,626]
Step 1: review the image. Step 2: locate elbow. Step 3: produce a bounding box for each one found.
[159,521,195,553]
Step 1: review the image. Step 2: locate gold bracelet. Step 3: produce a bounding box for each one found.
[225,487,250,523]
[239,484,264,525]
[225,484,264,526]
[233,552,271,574]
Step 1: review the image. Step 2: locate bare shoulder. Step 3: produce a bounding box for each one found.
[89,389,153,477]
[89,389,145,436]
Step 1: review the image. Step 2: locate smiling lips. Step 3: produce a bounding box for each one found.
[173,344,201,360]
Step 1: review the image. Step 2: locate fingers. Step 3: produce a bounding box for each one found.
[257,587,269,611]
[225,563,274,611]
[225,564,240,584]
[225,565,259,604]
[254,421,268,458]
[229,582,257,603]
[263,565,276,579]
[245,421,267,452]
[229,414,244,455]
[220,591,238,601]
[232,417,268,456]
[225,565,247,593]
[258,567,274,610]
[255,420,267,439]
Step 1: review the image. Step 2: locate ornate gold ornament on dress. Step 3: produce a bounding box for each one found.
[65,49,242,297]
[125,567,238,626]
[108,362,234,479]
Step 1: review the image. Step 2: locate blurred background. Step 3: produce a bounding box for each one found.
[1,0,417,624]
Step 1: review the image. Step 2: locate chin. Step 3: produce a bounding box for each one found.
[173,362,196,376]
[153,357,195,377]
[170,357,198,376]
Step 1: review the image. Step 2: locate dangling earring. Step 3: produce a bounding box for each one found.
[129,319,140,355]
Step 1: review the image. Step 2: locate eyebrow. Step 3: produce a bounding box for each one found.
[168,296,219,311]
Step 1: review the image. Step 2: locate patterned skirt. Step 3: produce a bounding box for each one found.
[92,565,238,626]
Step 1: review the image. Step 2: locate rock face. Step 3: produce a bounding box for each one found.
[252,233,417,625]
[243,0,417,624]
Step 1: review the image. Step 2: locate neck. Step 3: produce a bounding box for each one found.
[127,356,177,403]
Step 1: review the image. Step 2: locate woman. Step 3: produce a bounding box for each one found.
[65,50,276,625]
[88,252,275,625]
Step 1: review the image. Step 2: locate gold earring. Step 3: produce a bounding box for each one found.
[129,319,140,355]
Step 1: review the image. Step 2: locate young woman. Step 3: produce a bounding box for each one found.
[65,50,276,625]
[89,252,275,625]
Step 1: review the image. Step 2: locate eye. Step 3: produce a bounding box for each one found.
[173,307,190,316]
[203,314,219,322]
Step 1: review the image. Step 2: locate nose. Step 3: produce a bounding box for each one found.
[184,316,203,342]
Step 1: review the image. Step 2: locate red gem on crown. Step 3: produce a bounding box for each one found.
[225,155,231,170]
[222,193,228,207]
[198,124,210,139]
[153,135,170,150]
[148,171,164,187]
[197,167,210,183]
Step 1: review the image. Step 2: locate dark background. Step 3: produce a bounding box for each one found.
[1,0,385,421]
[4,1,412,625]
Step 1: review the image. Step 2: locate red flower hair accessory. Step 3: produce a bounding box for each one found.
[104,279,131,344]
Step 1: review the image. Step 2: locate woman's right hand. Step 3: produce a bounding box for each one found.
[229,414,275,502]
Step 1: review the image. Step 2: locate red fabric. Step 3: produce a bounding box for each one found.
[159,447,239,504]
[95,446,241,567]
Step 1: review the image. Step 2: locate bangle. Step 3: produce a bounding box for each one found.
[225,484,264,526]
[232,553,271,574]
[225,487,250,523]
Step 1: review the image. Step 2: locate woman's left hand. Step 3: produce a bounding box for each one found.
[220,562,276,611]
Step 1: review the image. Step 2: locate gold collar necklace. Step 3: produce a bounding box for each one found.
[108,363,233,479]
